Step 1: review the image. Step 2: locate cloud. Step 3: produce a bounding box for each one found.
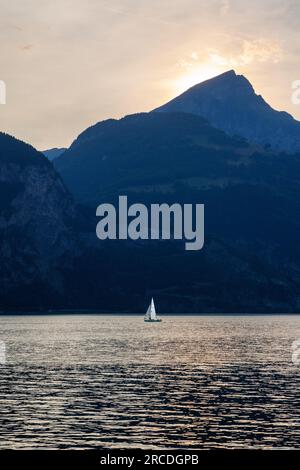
[208,38,283,67]
[241,39,283,63]
[177,38,282,74]
[0,0,297,148]
[177,52,200,70]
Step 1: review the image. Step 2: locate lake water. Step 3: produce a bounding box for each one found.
[0,314,300,449]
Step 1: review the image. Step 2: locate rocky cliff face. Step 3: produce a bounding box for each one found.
[154,70,300,154]
[0,132,79,310]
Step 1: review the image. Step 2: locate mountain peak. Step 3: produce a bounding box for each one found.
[197,69,237,84]
[187,69,254,96]
[154,70,300,153]
[220,69,236,76]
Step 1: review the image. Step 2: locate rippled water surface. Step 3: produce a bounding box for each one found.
[0,314,300,449]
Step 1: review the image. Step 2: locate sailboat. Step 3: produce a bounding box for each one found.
[144,298,162,322]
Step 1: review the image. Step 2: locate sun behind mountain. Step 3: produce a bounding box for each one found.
[155,70,300,154]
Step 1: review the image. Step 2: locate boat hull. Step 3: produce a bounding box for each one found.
[144,318,162,322]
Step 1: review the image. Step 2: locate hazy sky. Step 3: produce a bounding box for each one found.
[0,0,300,149]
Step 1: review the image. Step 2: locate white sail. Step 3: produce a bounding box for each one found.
[144,297,158,321]
[150,298,156,320]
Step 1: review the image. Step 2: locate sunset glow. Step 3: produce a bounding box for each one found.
[0,0,298,149]
[173,64,224,94]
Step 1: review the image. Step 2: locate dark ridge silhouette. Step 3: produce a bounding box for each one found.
[154,70,300,153]
[3,71,300,313]
[53,111,300,313]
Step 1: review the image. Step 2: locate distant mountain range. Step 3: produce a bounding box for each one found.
[2,70,300,312]
[42,147,66,161]
[155,70,300,154]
